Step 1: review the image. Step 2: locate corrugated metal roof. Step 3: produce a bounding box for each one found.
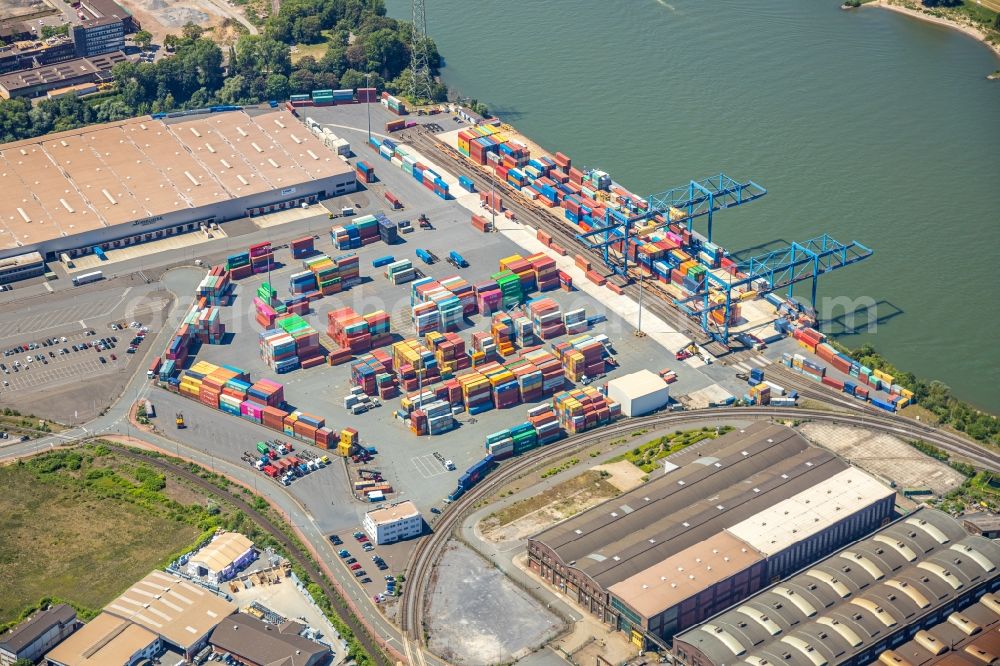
[530,424,845,589]
[673,509,1000,666]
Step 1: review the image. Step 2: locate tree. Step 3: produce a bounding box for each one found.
[264,73,290,100]
[13,658,34,666]
[41,24,69,39]
[363,28,407,79]
[319,45,346,76]
[234,35,291,78]
[288,68,315,94]
[182,22,205,41]
[994,13,1000,29]
[134,29,153,50]
[164,33,180,51]
[218,74,249,104]
[292,15,323,43]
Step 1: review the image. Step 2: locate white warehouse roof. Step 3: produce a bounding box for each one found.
[607,369,669,417]
[725,467,895,556]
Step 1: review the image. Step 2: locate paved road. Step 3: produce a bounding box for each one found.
[0,266,419,665]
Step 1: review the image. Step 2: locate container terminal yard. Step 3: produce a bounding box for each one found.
[1,95,998,666]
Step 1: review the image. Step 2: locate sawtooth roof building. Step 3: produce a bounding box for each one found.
[671,508,1000,666]
[526,423,896,650]
[0,107,355,273]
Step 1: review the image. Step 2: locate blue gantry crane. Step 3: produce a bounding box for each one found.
[674,234,874,344]
[574,173,873,346]
[576,173,767,278]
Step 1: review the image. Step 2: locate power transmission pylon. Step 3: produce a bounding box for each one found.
[409,0,434,103]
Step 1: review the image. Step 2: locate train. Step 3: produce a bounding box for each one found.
[445,454,495,503]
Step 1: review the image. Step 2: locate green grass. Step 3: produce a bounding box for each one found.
[0,448,210,624]
[610,426,734,473]
[290,30,336,64]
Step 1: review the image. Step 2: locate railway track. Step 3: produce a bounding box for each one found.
[400,129,728,356]
[398,405,1000,649]
[106,445,393,666]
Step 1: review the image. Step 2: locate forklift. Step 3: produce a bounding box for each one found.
[418,213,433,229]
[175,412,185,429]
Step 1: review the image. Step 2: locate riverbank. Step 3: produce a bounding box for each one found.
[865,0,1000,63]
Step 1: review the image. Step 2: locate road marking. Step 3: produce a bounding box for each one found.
[750,356,768,367]
[79,320,87,328]
[44,282,53,293]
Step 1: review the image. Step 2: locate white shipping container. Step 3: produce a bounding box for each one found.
[606,369,670,417]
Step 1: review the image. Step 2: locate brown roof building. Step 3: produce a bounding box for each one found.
[44,612,160,666]
[0,109,355,265]
[672,508,1000,666]
[0,604,79,666]
[209,613,331,666]
[527,423,896,649]
[102,570,236,659]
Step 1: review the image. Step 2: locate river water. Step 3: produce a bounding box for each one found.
[386,0,1000,412]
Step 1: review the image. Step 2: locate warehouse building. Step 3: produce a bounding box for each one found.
[672,508,1000,666]
[606,369,670,417]
[209,613,331,666]
[0,604,79,666]
[0,108,356,274]
[102,570,236,659]
[526,423,896,649]
[187,532,256,584]
[44,612,160,666]
[0,51,124,100]
[875,591,999,666]
[364,501,423,545]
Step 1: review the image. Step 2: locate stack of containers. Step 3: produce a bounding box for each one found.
[412,301,440,337]
[526,253,559,291]
[490,313,516,356]
[284,295,309,316]
[458,370,493,414]
[491,270,523,309]
[259,329,299,373]
[219,376,252,417]
[188,306,225,344]
[748,383,771,406]
[246,379,285,407]
[355,161,374,184]
[380,92,407,114]
[277,314,323,368]
[555,335,606,382]
[470,332,497,361]
[290,236,314,258]
[312,89,334,106]
[350,350,393,395]
[332,88,353,103]
[385,258,416,284]
[439,275,477,316]
[474,281,502,314]
[483,362,519,409]
[499,255,537,294]
[523,348,566,395]
[529,405,562,444]
[392,339,438,392]
[304,255,340,295]
[250,242,273,274]
[507,356,543,402]
[195,266,230,305]
[425,331,470,376]
[327,307,373,353]
[528,298,566,340]
[288,270,318,295]
[563,308,588,335]
[335,254,360,288]
[292,412,326,442]
[792,326,824,352]
[338,428,358,456]
[227,252,252,279]
[378,215,399,244]
[254,297,278,329]
[511,313,534,347]
[552,387,621,435]
[331,215,381,250]
[166,325,191,364]
[159,359,176,381]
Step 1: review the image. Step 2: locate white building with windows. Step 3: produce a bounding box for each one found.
[363,501,423,545]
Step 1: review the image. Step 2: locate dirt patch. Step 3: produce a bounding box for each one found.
[426,542,562,665]
[591,460,646,492]
[480,470,620,544]
[114,0,252,45]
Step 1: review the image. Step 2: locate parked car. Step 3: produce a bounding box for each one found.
[349,563,362,571]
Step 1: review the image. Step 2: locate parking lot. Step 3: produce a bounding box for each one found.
[325,528,415,613]
[0,279,172,422]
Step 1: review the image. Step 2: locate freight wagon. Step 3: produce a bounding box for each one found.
[72,271,104,286]
[446,454,495,503]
